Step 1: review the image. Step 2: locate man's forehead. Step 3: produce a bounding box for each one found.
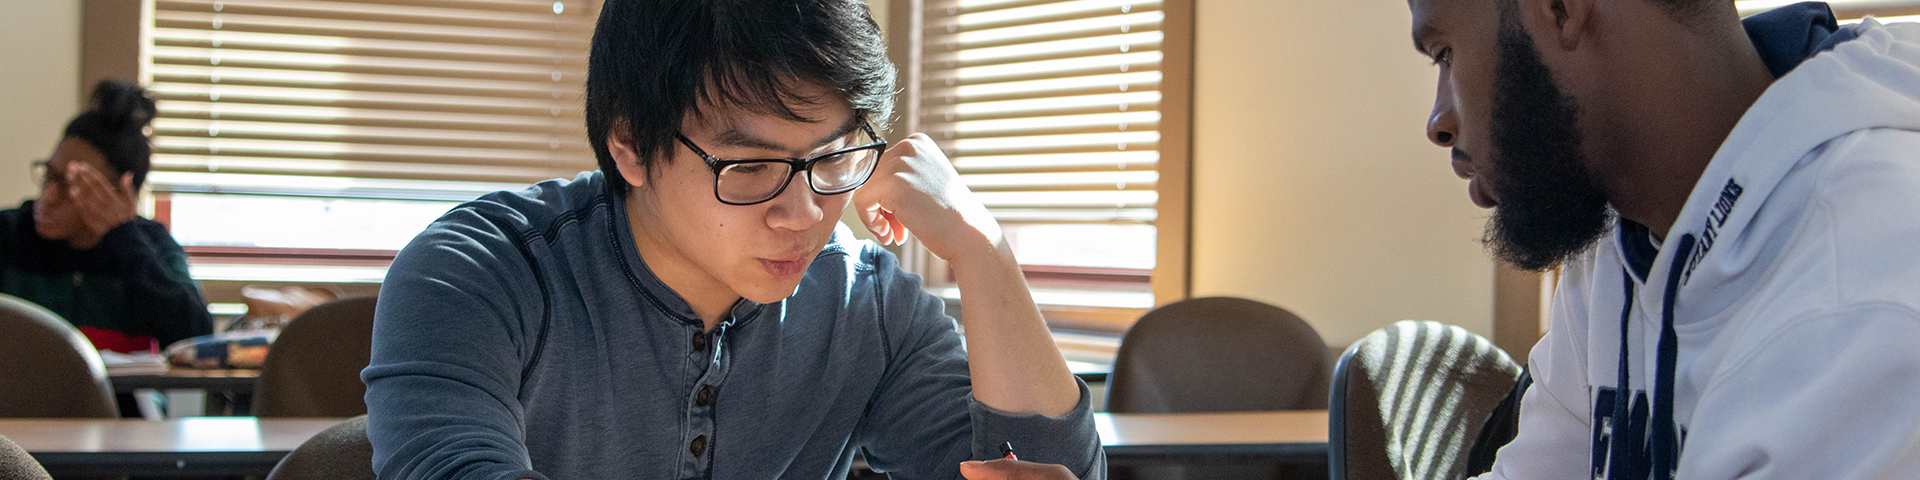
[1408,0,1494,50]
[1408,0,1442,47]
[695,108,862,154]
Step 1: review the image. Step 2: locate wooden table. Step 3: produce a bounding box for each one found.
[110,367,260,393]
[111,368,261,416]
[0,417,344,477]
[1099,410,1329,466]
[3,411,1328,476]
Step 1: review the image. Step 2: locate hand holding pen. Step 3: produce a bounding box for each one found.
[958,442,1080,480]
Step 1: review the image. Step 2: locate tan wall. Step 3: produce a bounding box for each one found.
[0,1,82,206]
[868,0,888,36]
[1188,0,1495,348]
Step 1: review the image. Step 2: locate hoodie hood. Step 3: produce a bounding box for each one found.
[1630,18,1920,325]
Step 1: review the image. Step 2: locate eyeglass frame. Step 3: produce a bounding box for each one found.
[674,123,888,206]
[29,159,54,188]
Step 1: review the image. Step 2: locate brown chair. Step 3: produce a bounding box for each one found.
[1107,296,1332,413]
[264,415,374,480]
[252,296,377,417]
[0,433,53,480]
[1330,320,1521,480]
[0,293,118,418]
[1105,296,1332,480]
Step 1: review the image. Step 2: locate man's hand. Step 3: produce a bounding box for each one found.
[851,133,1003,264]
[63,162,137,250]
[856,133,1079,417]
[959,459,1079,480]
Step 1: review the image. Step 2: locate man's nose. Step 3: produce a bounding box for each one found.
[1427,88,1458,148]
[765,174,825,231]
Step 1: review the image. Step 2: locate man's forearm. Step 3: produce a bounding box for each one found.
[949,239,1080,418]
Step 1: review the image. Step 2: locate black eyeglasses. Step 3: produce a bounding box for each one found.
[676,124,887,206]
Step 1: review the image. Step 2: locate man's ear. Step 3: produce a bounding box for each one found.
[605,120,647,189]
[1546,0,1592,51]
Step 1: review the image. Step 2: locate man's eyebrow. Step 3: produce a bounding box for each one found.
[810,115,865,150]
[1412,23,1442,56]
[711,115,866,156]
[711,128,790,153]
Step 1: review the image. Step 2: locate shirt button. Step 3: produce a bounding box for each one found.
[696,385,713,407]
[690,435,707,457]
[692,332,707,351]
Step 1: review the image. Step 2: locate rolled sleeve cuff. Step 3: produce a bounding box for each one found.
[968,377,1107,480]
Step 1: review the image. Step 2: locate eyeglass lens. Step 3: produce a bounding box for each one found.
[716,146,881,204]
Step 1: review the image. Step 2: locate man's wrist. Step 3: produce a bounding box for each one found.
[945,237,1019,276]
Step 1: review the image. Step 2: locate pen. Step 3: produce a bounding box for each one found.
[999,441,1017,460]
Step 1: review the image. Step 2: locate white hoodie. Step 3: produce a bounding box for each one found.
[1479,18,1920,479]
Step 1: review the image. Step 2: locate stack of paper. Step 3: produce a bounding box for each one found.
[98,350,169,376]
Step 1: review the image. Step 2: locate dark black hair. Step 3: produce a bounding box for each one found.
[585,0,897,196]
[63,80,157,190]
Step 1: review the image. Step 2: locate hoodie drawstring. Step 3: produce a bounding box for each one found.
[1652,234,1695,479]
[1610,233,1692,479]
[1611,270,1638,473]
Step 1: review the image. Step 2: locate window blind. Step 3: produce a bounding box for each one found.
[918,0,1164,226]
[146,0,599,201]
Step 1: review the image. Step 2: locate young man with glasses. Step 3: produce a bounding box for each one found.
[362,2,1103,479]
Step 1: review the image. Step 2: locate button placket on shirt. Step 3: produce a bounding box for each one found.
[681,318,735,479]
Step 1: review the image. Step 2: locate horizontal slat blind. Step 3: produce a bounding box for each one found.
[147,0,598,200]
[921,0,1164,225]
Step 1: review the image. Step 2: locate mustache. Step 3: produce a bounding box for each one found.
[1451,148,1472,164]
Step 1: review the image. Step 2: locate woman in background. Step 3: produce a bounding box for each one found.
[0,80,210,354]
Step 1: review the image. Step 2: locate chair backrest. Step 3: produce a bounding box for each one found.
[1330,320,1520,480]
[0,294,118,418]
[0,434,53,480]
[1106,297,1331,413]
[265,415,374,480]
[253,296,377,417]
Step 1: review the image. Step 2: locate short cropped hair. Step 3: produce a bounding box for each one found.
[585,0,897,196]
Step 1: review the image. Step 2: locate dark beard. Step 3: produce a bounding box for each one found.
[1483,5,1612,272]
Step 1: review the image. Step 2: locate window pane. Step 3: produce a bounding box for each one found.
[168,194,458,250]
[1003,223,1155,270]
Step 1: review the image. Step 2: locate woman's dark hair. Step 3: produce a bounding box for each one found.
[585,0,897,196]
[63,80,157,190]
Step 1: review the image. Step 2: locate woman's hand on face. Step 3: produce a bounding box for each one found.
[62,162,137,250]
[851,133,1004,264]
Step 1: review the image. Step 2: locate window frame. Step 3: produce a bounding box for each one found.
[81,0,602,301]
[884,0,1195,335]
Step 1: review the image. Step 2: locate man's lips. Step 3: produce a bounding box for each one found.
[1468,176,1498,209]
[1451,148,1497,208]
[758,253,812,277]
